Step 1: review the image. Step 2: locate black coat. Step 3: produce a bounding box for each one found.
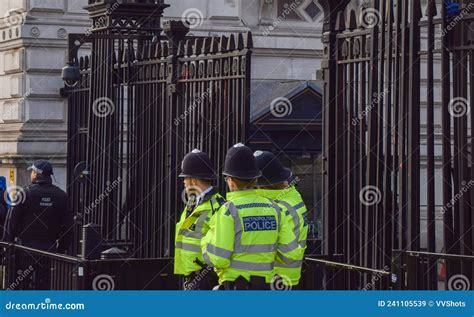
[0,188,7,238]
[2,177,73,252]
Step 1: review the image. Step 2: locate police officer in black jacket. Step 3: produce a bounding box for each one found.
[2,160,73,253]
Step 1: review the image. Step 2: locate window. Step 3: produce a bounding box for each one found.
[277,0,323,22]
[277,0,302,20]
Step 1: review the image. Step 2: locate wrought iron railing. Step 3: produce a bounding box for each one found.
[0,242,178,290]
[318,0,474,289]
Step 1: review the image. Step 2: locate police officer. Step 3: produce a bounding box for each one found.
[201,143,302,290]
[2,160,73,253]
[0,176,7,238]
[254,150,308,289]
[175,149,225,290]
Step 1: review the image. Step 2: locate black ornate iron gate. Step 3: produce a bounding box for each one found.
[313,0,474,290]
[61,0,252,262]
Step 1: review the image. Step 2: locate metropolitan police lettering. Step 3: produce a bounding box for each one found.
[242,216,277,232]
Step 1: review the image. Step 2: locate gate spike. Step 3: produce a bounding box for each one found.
[150,42,158,59]
[237,33,244,50]
[201,37,210,55]
[210,37,219,54]
[177,40,185,56]
[144,44,149,60]
[347,8,357,30]
[412,0,423,21]
[335,10,345,31]
[137,44,146,61]
[154,42,161,58]
[121,46,128,63]
[218,35,228,53]
[243,31,253,49]
[112,50,117,65]
[424,0,437,17]
[162,41,169,57]
[193,38,203,55]
[129,45,136,62]
[182,39,191,56]
[147,43,153,60]
[227,34,236,52]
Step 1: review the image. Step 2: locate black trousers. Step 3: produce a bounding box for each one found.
[222,276,270,290]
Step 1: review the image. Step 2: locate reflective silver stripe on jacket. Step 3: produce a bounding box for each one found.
[207,243,232,259]
[175,241,201,253]
[277,200,301,243]
[230,260,273,271]
[278,239,300,253]
[178,210,209,239]
[274,259,303,268]
[203,252,213,266]
[234,244,275,253]
[293,202,305,211]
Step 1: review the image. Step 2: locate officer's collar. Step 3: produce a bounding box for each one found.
[256,186,296,200]
[226,189,256,200]
[32,176,52,185]
[196,186,216,204]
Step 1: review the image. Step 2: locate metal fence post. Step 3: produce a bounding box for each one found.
[317,0,350,290]
[163,21,189,256]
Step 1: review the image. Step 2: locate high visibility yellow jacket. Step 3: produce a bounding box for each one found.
[174,189,226,276]
[201,189,303,284]
[257,186,308,286]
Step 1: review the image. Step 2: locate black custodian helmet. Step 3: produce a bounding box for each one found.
[253,150,292,186]
[179,149,216,180]
[222,143,261,179]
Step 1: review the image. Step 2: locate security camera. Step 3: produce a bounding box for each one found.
[61,62,80,88]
